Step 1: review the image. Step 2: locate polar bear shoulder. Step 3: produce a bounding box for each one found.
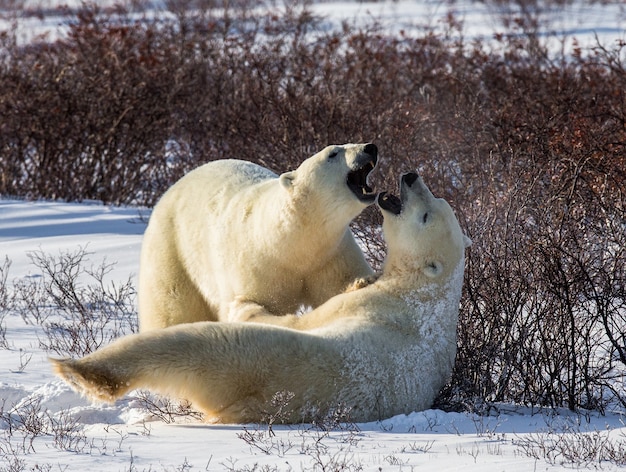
[138,144,378,330]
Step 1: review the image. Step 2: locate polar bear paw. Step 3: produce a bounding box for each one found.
[226,298,271,322]
[344,274,380,293]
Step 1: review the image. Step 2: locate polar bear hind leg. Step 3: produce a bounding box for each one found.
[50,322,339,423]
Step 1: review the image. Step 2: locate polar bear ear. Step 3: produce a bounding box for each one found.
[424,261,443,278]
[463,235,472,248]
[279,171,296,190]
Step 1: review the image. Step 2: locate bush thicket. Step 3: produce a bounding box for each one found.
[1,0,624,412]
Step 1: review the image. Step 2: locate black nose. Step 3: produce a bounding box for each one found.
[403,172,419,187]
[364,143,377,157]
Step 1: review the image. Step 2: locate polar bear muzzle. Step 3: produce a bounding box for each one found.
[347,143,378,203]
[377,171,420,215]
[377,191,402,215]
[402,171,419,188]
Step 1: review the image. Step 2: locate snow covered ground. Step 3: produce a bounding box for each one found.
[1,201,625,471]
[1,1,626,470]
[4,0,626,54]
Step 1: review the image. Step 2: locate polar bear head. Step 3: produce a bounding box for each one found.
[279,143,378,225]
[377,172,471,287]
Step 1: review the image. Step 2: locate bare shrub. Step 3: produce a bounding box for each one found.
[15,247,137,356]
[0,396,94,456]
[133,391,203,424]
[302,404,362,451]
[10,350,32,374]
[437,33,626,412]
[0,437,27,472]
[1,1,624,413]
[236,392,363,470]
[0,4,183,205]
[48,409,90,453]
[515,420,626,467]
[0,257,11,310]
[237,391,296,456]
[238,426,294,458]
[0,397,46,454]
[0,257,11,349]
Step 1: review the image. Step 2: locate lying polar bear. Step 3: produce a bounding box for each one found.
[139,143,378,330]
[51,172,471,423]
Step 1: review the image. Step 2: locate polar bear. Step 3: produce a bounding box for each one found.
[138,143,378,330]
[51,172,471,423]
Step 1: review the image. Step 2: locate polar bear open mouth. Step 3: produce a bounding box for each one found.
[377,172,419,215]
[378,191,402,215]
[347,160,377,203]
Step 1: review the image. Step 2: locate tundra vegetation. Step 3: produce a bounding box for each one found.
[0,0,624,439]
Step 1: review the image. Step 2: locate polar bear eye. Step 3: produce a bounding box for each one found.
[328,150,339,159]
[422,212,429,224]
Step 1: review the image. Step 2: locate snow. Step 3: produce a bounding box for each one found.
[1,201,625,471]
[1,1,626,470]
[0,200,146,283]
[4,0,626,54]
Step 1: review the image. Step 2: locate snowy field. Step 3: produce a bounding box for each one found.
[1,1,626,471]
[1,199,626,471]
[5,0,626,53]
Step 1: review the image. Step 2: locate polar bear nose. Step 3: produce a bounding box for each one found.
[364,143,377,158]
[403,172,419,187]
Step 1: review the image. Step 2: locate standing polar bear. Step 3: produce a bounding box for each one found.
[51,172,471,423]
[139,143,378,330]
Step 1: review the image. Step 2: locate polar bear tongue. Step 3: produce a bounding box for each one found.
[377,191,402,215]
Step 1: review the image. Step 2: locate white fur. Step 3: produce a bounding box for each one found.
[51,173,470,423]
[138,144,376,330]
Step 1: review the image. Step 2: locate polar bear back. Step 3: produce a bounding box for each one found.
[138,160,285,330]
[138,151,374,331]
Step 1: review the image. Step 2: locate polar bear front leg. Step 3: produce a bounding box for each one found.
[344,273,381,292]
[226,298,269,322]
[228,297,301,327]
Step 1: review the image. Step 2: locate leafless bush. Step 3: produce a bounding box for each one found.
[0,396,94,457]
[0,257,11,310]
[48,409,90,453]
[0,397,46,454]
[309,404,360,438]
[433,31,626,412]
[133,391,203,424]
[1,1,624,412]
[237,391,296,456]
[515,420,626,467]
[236,391,363,469]
[0,257,11,349]
[238,426,294,458]
[14,248,136,356]
[10,349,32,374]
[0,437,27,472]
